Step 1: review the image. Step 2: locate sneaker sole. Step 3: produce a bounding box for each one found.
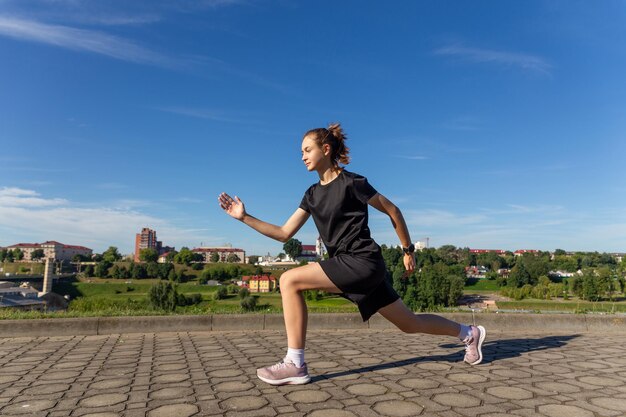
[466,325,486,365]
[257,374,311,385]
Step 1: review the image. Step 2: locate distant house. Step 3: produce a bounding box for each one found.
[0,281,45,310]
[469,249,506,254]
[192,246,245,264]
[241,275,277,293]
[465,265,488,278]
[3,241,92,262]
[514,249,539,256]
[157,252,172,264]
[298,245,319,261]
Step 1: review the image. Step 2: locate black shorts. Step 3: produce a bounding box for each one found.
[319,254,400,321]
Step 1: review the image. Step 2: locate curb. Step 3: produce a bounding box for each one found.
[1,312,626,337]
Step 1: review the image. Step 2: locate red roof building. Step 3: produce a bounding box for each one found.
[241,275,277,293]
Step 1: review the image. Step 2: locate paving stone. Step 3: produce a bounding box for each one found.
[79,393,128,407]
[537,404,594,417]
[486,386,533,400]
[220,395,268,411]
[432,393,481,407]
[0,399,56,414]
[589,397,626,411]
[285,389,331,403]
[147,403,199,417]
[578,376,624,387]
[345,383,388,396]
[397,378,439,389]
[307,410,358,417]
[149,387,194,400]
[373,400,424,416]
[534,381,581,394]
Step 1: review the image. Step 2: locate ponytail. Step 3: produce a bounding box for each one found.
[304,122,351,166]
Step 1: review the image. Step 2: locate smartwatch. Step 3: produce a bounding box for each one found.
[402,244,415,255]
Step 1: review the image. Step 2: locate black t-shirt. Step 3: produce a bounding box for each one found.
[299,170,380,258]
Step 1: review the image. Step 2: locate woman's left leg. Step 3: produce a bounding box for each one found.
[278,262,342,349]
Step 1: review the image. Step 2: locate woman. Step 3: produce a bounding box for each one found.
[218,123,485,385]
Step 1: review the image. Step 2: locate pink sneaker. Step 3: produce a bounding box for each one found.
[463,325,486,365]
[256,360,311,385]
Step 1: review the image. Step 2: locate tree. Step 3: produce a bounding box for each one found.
[507,263,532,288]
[12,248,24,261]
[0,249,7,262]
[139,248,159,263]
[148,281,179,311]
[31,249,45,261]
[581,269,601,301]
[95,261,112,278]
[283,238,302,261]
[166,251,177,263]
[174,247,202,265]
[248,255,259,265]
[210,252,220,263]
[102,247,122,263]
[73,254,90,262]
[146,262,160,278]
[227,253,241,263]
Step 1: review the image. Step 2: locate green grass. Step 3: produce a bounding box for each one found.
[1,262,45,275]
[464,278,499,291]
[497,300,626,313]
[0,279,356,320]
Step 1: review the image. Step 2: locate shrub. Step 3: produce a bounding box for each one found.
[228,284,240,294]
[240,296,257,311]
[185,293,203,305]
[239,288,250,299]
[214,286,228,300]
[148,281,179,311]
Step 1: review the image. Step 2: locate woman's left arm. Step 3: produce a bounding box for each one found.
[368,193,416,274]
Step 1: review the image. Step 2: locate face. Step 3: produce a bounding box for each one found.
[301,136,330,171]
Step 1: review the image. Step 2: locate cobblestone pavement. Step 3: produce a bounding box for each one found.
[2,329,626,417]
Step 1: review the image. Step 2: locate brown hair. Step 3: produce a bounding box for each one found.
[303,122,350,166]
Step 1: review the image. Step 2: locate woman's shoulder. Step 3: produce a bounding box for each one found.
[342,170,368,181]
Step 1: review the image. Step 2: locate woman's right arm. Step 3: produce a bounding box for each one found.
[218,192,310,243]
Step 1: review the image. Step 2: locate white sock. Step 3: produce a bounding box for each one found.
[458,324,472,341]
[285,347,305,367]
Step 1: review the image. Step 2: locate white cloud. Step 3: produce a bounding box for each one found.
[435,44,552,75]
[0,15,174,67]
[0,187,67,207]
[0,187,221,253]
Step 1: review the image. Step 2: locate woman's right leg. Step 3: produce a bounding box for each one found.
[378,298,486,365]
[377,298,461,336]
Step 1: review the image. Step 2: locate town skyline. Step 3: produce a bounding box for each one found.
[1,2,625,254]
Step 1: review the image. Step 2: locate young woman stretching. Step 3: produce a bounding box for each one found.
[218,123,486,385]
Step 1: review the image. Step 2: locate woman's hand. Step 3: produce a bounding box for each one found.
[218,192,246,221]
[403,253,415,277]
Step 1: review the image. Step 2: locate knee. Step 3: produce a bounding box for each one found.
[396,322,418,334]
[279,271,300,293]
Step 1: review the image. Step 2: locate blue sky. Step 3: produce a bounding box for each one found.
[1,0,625,256]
